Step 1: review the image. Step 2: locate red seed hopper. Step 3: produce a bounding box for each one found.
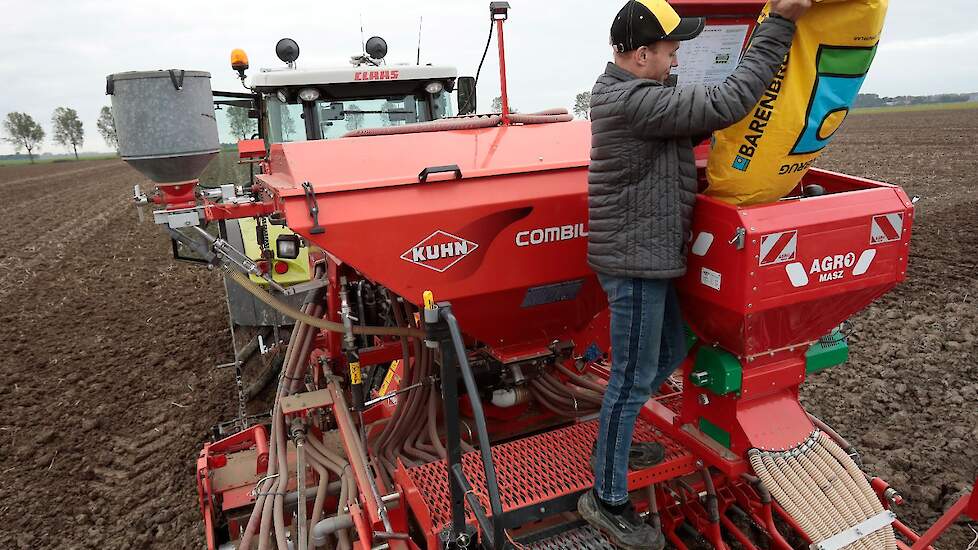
[679,171,914,358]
[260,121,604,359]
[672,169,915,455]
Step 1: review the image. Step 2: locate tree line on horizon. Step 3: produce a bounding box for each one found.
[2,107,117,164]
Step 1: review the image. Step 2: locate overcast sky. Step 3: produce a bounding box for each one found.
[2,0,977,155]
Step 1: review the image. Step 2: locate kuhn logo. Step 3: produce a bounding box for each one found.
[401,230,478,273]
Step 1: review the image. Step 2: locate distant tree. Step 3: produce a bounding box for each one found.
[277,104,297,141]
[3,112,45,164]
[96,106,118,151]
[854,94,884,108]
[345,105,365,132]
[573,91,592,119]
[227,105,256,140]
[491,96,517,114]
[381,100,398,127]
[52,107,84,160]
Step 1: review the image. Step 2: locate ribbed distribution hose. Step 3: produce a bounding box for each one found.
[748,431,896,550]
[529,379,599,418]
[819,432,897,549]
[304,436,353,550]
[306,461,330,550]
[340,108,573,138]
[342,114,503,137]
[271,408,290,550]
[235,268,366,550]
[427,385,447,460]
[553,363,607,394]
[288,303,324,395]
[507,113,574,124]
[223,268,425,339]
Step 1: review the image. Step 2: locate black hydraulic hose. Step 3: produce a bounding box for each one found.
[244,349,285,401]
[442,308,504,548]
[699,467,720,523]
[223,267,424,338]
[236,328,269,362]
[458,20,495,114]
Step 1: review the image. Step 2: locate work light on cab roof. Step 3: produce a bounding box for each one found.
[275,38,300,66]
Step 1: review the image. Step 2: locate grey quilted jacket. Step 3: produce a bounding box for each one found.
[587,16,796,279]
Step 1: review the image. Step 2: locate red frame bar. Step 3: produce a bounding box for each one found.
[911,479,977,549]
[203,198,276,222]
[495,18,510,125]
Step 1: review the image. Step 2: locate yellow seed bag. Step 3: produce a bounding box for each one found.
[705,0,888,205]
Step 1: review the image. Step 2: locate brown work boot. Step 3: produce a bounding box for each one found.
[578,490,665,550]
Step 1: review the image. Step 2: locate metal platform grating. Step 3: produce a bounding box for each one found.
[520,523,617,549]
[655,392,683,414]
[402,417,695,534]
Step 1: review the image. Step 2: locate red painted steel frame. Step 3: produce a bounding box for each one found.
[196,425,269,550]
[495,18,510,126]
[911,478,978,549]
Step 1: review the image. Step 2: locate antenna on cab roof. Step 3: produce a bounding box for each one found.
[416,16,423,65]
[360,13,366,56]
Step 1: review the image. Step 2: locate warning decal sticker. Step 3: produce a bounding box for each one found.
[759,230,798,266]
[870,213,903,245]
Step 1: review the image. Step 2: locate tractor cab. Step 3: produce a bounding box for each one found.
[256,64,465,143]
[216,37,476,147]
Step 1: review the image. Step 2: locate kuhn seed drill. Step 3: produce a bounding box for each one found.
[109,2,977,549]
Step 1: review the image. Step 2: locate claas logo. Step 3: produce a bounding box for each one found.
[354,70,400,81]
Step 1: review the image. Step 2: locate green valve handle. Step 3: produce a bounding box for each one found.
[690,371,711,386]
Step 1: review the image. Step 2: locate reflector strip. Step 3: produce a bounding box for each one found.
[760,230,798,266]
[786,262,809,287]
[870,213,903,245]
[691,232,714,257]
[852,249,876,276]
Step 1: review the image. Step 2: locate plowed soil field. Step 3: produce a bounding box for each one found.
[1,107,975,549]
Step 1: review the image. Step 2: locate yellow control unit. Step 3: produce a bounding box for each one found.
[239,218,312,287]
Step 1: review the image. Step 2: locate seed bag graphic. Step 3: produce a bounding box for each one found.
[705,0,888,205]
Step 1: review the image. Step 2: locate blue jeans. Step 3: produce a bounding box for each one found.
[593,273,687,505]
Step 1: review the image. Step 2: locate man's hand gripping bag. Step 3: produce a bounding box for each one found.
[705,0,888,205]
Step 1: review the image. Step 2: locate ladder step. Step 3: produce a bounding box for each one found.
[518,521,617,549]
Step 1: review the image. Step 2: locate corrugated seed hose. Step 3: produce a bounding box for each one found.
[223,267,425,339]
[749,431,897,550]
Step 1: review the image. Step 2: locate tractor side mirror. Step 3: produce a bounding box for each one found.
[457,76,477,115]
[320,102,345,121]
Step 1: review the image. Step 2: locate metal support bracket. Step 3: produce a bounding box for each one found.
[301,181,325,234]
[154,206,202,228]
[279,278,328,297]
[810,510,896,550]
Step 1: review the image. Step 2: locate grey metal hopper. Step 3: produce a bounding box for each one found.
[107,69,220,183]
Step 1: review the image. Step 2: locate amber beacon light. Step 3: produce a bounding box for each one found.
[230,48,249,77]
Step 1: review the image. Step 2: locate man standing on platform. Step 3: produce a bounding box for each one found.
[579,0,811,547]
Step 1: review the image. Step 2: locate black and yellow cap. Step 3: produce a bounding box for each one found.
[610,0,705,52]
